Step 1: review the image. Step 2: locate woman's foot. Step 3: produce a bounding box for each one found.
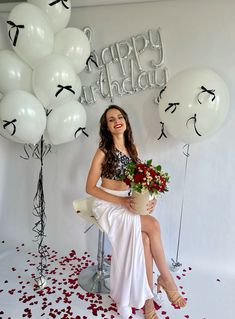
[157,275,187,307]
[144,299,158,319]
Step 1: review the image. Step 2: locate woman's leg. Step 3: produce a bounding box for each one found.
[141,215,173,281]
[140,215,186,307]
[142,232,157,318]
[142,231,153,290]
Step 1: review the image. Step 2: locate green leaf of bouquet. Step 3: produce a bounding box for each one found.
[146,159,152,167]
[155,165,161,171]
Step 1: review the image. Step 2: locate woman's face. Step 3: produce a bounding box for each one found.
[106,108,127,135]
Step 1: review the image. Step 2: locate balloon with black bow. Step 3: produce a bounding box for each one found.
[157,68,230,144]
[0,0,90,288]
[156,68,230,271]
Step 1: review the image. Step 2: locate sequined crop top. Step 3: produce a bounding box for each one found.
[101,148,131,180]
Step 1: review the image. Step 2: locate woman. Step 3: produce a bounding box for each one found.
[86,105,186,319]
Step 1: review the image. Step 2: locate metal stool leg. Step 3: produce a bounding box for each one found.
[78,230,110,294]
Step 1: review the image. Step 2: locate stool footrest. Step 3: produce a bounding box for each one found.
[78,264,110,294]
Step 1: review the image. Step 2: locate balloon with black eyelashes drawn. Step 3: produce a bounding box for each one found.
[158,68,230,144]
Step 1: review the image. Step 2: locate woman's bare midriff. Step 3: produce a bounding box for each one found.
[101,177,129,191]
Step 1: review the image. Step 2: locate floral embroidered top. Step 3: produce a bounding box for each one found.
[101,148,131,180]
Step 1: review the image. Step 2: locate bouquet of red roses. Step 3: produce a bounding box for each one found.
[121,159,170,196]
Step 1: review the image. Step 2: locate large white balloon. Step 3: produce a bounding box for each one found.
[0,90,47,144]
[54,28,91,74]
[0,118,25,143]
[27,0,71,33]
[7,3,54,68]
[46,100,87,145]
[0,50,32,94]
[158,68,230,144]
[32,54,81,109]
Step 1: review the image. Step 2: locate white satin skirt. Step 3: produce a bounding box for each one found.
[92,187,153,319]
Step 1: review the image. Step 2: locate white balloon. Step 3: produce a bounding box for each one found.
[7,3,54,68]
[0,50,32,94]
[27,0,71,33]
[0,90,47,144]
[158,68,230,144]
[0,118,25,143]
[46,100,87,145]
[32,54,81,109]
[54,28,91,74]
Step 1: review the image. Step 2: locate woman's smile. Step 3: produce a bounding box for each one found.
[114,123,123,129]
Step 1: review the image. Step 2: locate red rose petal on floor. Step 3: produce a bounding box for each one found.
[184,315,189,318]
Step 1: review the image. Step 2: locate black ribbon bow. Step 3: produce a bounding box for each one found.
[156,86,166,104]
[165,102,180,114]
[55,85,75,97]
[7,20,24,47]
[197,86,216,104]
[186,113,202,136]
[74,127,89,138]
[3,119,17,136]
[86,53,98,68]
[157,121,167,140]
[49,0,70,9]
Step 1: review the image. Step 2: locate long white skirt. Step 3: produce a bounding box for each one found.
[92,187,153,319]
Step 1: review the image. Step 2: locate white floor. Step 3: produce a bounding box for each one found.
[0,241,234,319]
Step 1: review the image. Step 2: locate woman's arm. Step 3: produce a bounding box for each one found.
[86,149,131,207]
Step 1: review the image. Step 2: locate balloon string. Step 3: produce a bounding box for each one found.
[19,137,51,282]
[175,143,190,263]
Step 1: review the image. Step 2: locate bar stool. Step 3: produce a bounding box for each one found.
[73,197,110,294]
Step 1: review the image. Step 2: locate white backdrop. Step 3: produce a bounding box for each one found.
[0,0,235,278]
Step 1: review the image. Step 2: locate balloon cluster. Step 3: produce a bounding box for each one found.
[0,0,91,145]
[157,68,230,144]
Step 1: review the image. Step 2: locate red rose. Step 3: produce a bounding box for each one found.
[124,178,131,186]
[134,173,144,183]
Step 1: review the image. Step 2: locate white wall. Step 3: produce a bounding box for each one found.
[0,0,235,275]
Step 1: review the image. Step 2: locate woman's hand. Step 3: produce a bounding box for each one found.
[120,196,136,213]
[146,198,157,214]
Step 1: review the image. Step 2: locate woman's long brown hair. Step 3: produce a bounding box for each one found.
[99,105,138,177]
